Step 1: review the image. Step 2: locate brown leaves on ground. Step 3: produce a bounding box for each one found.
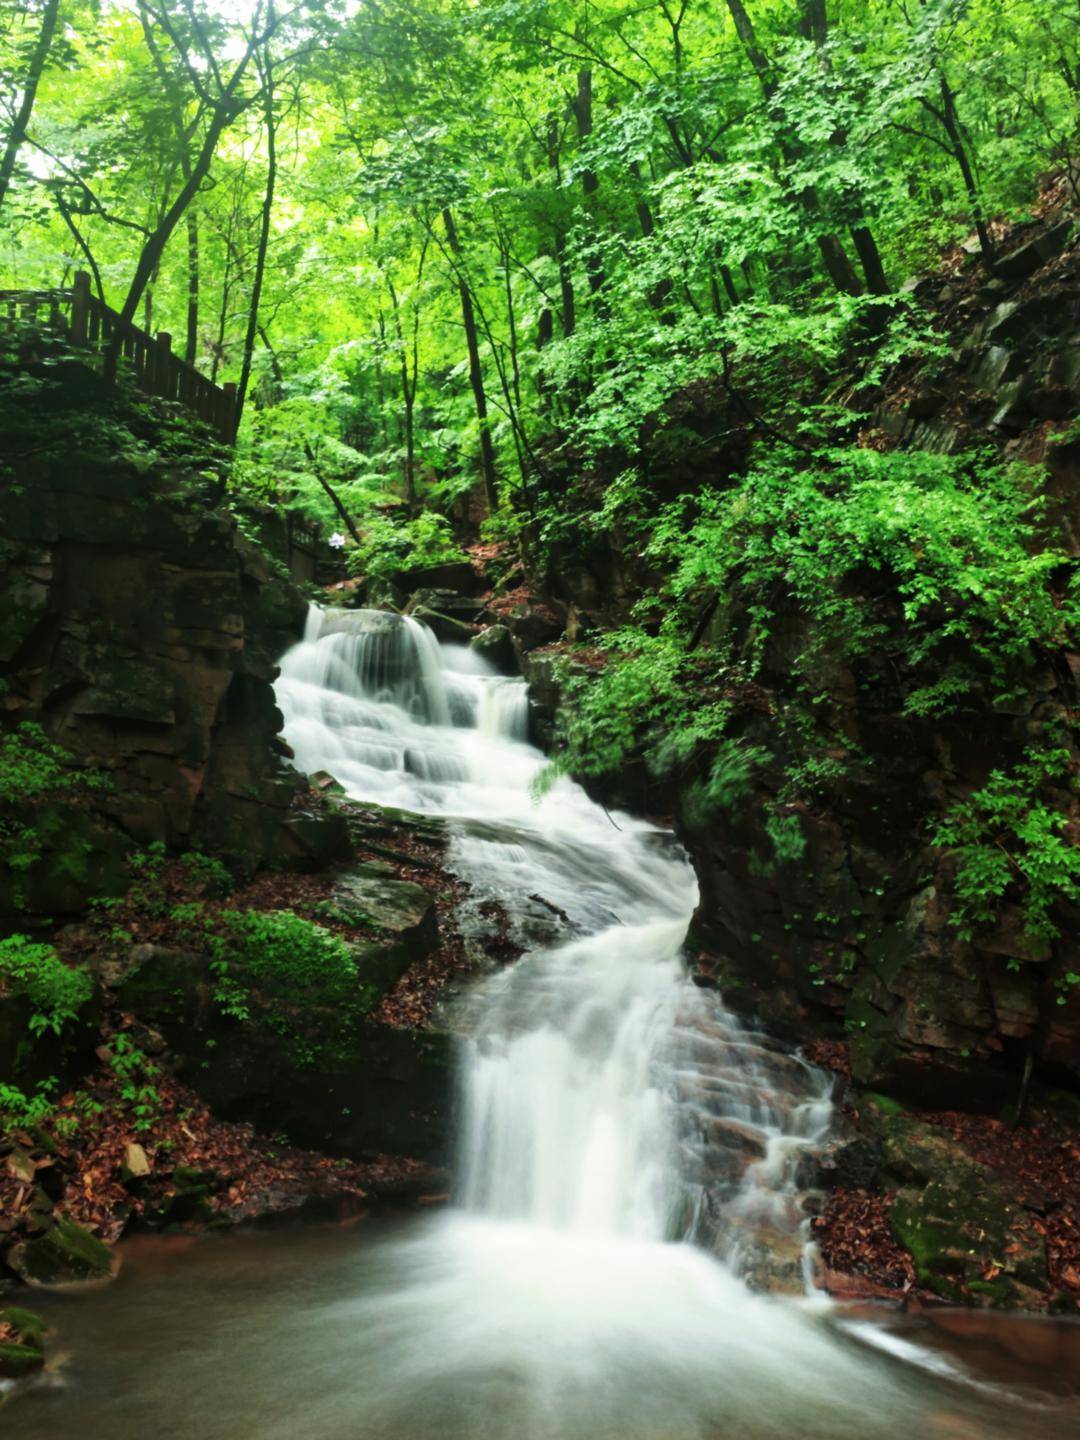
[802,1037,853,1080]
[923,1107,1080,1295]
[813,1189,918,1299]
[1,1055,443,1247]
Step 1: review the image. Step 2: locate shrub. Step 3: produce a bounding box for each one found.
[0,935,93,1035]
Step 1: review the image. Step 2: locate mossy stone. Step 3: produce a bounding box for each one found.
[7,1216,113,1287]
[881,1114,1047,1306]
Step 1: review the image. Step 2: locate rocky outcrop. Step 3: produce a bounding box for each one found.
[113,861,454,1163]
[0,431,345,906]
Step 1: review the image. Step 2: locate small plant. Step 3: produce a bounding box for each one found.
[107,1033,162,1132]
[932,745,1080,944]
[218,908,358,1007]
[0,935,93,1035]
[0,1078,57,1131]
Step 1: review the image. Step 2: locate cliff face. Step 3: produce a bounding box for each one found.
[683,208,1080,1105]
[0,375,344,923]
[536,198,1080,1108]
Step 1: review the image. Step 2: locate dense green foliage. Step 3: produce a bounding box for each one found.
[0,933,92,1034]
[1,1,1078,965]
[1,0,1075,525]
[933,745,1080,949]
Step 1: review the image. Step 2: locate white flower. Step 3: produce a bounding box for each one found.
[328,531,346,549]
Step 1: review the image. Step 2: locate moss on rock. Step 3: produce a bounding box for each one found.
[879,1113,1047,1307]
[6,1216,114,1288]
[0,1306,46,1379]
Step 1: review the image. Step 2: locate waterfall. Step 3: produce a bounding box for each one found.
[270,606,959,1440]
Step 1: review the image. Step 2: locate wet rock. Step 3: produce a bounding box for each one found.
[0,1307,46,1379]
[319,607,408,639]
[408,606,476,644]
[6,1216,114,1288]
[406,589,486,625]
[329,864,438,964]
[470,624,517,675]
[147,1165,219,1227]
[994,217,1074,282]
[877,1112,1047,1307]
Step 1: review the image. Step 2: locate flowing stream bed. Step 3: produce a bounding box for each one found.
[5,607,1079,1439]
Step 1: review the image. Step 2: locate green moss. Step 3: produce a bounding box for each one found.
[9,1217,112,1286]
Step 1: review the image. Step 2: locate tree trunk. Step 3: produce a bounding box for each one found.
[0,0,61,215]
[571,70,606,297]
[442,207,499,512]
[726,0,861,295]
[232,41,277,437]
[547,116,576,337]
[937,72,995,266]
[800,0,890,295]
[105,104,235,382]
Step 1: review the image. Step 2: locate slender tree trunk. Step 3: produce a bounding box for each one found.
[547,116,576,337]
[442,207,498,512]
[139,9,201,362]
[233,39,277,437]
[629,159,675,317]
[184,208,200,364]
[726,0,861,295]
[105,105,235,381]
[936,72,995,265]
[0,0,61,215]
[800,0,889,295]
[571,70,606,298]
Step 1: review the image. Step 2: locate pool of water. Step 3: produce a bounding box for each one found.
[4,1222,1078,1440]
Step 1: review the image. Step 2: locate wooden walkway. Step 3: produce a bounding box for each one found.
[0,271,236,441]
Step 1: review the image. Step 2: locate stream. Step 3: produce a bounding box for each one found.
[5,607,1079,1438]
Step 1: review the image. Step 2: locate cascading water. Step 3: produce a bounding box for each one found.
[268,607,1035,1440]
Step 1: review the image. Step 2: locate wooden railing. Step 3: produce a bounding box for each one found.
[0,271,236,441]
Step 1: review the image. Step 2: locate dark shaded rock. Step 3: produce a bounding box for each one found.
[115,881,450,1163]
[0,1306,45,1379]
[877,1112,1047,1307]
[995,218,1073,282]
[408,605,476,644]
[470,624,518,675]
[0,448,334,874]
[0,802,130,923]
[6,1216,114,1288]
[406,589,486,624]
[393,560,477,595]
[508,603,565,652]
[0,974,100,1096]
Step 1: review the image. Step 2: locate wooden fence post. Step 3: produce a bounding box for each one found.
[70,271,91,345]
[222,381,237,441]
[155,332,173,399]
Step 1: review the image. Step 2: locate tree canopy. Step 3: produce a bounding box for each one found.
[0,0,1075,527]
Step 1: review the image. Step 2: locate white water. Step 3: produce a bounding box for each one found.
[270,607,1010,1440]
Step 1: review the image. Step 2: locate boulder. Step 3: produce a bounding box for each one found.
[393,560,477,596]
[994,217,1074,282]
[875,1111,1047,1307]
[6,1216,115,1288]
[470,624,517,676]
[328,864,438,966]
[507,603,565,652]
[408,606,476,644]
[406,589,486,624]
[0,1307,46,1379]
